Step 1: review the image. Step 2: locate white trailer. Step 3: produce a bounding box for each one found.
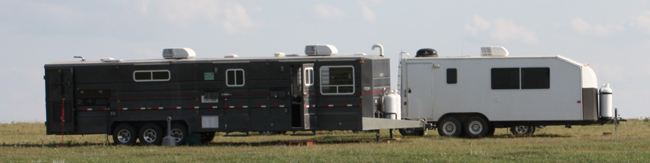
[398,47,614,138]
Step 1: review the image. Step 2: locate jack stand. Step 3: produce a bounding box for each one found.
[162,116,176,147]
[375,130,381,142]
[615,108,618,135]
[389,129,394,139]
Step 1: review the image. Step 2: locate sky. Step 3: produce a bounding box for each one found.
[1,0,649,123]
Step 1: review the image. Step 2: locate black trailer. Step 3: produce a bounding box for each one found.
[45,45,423,145]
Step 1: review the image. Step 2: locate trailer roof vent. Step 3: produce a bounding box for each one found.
[481,46,509,57]
[305,44,338,56]
[163,48,196,59]
[274,52,285,57]
[416,48,438,57]
[100,57,123,62]
[224,54,238,58]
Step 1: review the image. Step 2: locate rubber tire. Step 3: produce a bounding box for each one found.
[487,126,496,137]
[259,131,276,135]
[437,117,463,137]
[112,124,137,145]
[200,132,216,144]
[169,123,188,145]
[139,123,163,145]
[510,125,536,137]
[464,116,489,138]
[399,128,427,136]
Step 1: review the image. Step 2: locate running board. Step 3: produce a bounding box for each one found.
[361,118,425,130]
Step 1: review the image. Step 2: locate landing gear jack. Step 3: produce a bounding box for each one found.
[375,129,395,142]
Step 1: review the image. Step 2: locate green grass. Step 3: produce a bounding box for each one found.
[1,120,649,162]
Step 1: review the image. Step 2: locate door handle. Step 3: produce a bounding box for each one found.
[221,93,232,97]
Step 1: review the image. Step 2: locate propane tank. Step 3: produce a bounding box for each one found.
[384,90,401,120]
[600,83,613,119]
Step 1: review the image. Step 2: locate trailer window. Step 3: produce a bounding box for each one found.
[491,68,519,89]
[304,68,314,86]
[133,70,170,82]
[320,66,354,95]
[226,69,245,87]
[447,68,457,84]
[522,68,550,89]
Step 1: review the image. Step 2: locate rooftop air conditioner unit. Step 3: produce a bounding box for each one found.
[163,48,196,59]
[305,44,338,56]
[481,46,509,57]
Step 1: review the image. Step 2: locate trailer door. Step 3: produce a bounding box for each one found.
[302,63,316,129]
[45,68,76,134]
[404,63,434,120]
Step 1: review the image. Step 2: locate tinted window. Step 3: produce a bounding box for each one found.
[134,72,151,80]
[491,68,520,89]
[226,69,245,87]
[152,71,169,80]
[133,70,170,82]
[522,68,550,89]
[320,66,355,94]
[304,68,314,86]
[447,68,457,84]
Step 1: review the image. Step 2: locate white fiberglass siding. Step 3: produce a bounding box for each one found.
[402,56,586,122]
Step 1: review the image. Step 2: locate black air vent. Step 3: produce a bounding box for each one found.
[416,48,438,57]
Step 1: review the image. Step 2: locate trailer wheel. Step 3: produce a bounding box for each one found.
[399,128,427,136]
[487,126,496,137]
[170,123,188,145]
[510,125,535,136]
[260,131,276,135]
[437,117,463,137]
[139,123,163,145]
[112,124,137,145]
[464,116,488,138]
[200,132,216,144]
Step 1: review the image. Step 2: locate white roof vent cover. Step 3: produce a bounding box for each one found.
[100,57,123,62]
[481,46,509,57]
[163,48,196,59]
[305,44,338,56]
[224,54,239,58]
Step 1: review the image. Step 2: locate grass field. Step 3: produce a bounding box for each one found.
[1,120,649,162]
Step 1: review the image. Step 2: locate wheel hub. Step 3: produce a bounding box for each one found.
[515,126,529,134]
[143,129,157,143]
[469,121,482,134]
[170,129,183,142]
[117,129,131,143]
[443,122,456,134]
